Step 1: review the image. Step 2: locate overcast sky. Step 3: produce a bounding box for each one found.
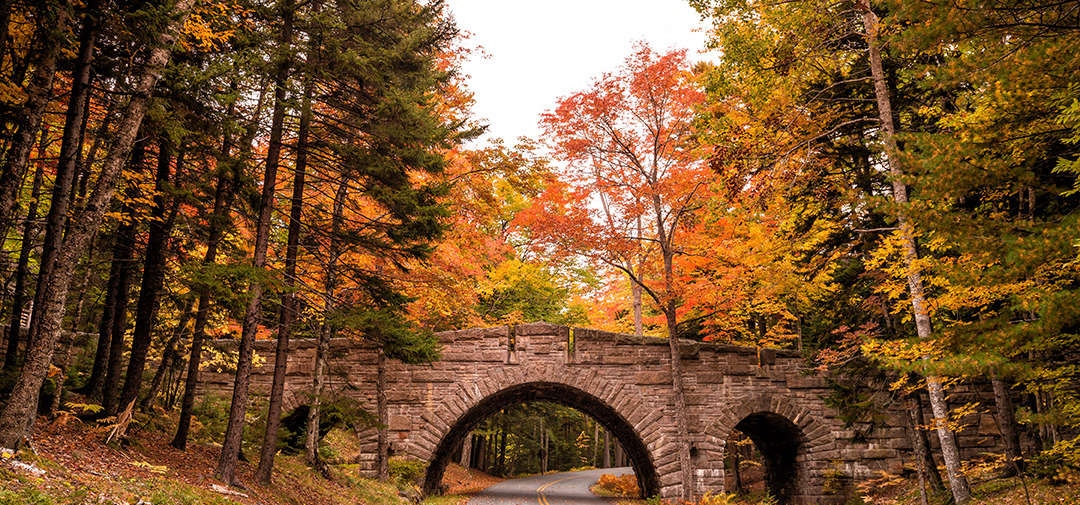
[444,0,713,144]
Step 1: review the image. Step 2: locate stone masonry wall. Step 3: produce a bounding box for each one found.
[198,322,1013,503]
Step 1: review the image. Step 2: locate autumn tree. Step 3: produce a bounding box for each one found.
[535,43,706,500]
[687,0,969,498]
[876,0,1080,475]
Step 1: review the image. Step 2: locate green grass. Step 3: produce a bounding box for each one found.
[420,494,469,505]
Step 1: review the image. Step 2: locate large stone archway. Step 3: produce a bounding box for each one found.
[421,380,661,496]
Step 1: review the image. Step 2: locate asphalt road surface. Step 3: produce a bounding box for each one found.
[467,467,634,505]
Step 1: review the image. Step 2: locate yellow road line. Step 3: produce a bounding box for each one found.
[537,475,577,505]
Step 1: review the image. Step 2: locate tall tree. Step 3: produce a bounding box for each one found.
[255,33,312,485]
[536,44,707,500]
[855,3,971,500]
[214,0,295,483]
[118,135,177,412]
[1,127,48,370]
[0,0,197,449]
[879,0,1080,467]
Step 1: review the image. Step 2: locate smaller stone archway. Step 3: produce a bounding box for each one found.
[422,381,661,497]
[706,394,839,504]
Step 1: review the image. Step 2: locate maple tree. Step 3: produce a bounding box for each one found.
[534,42,707,500]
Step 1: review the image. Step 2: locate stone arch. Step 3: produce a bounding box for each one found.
[704,394,837,503]
[419,366,662,497]
[282,389,306,414]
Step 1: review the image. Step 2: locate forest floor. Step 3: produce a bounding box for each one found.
[0,408,503,505]
[3,410,1077,505]
[590,462,1080,505]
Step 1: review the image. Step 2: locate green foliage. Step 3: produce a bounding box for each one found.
[645,495,668,505]
[62,402,103,415]
[1031,435,1080,482]
[822,459,849,495]
[473,401,602,477]
[189,393,230,443]
[476,259,591,327]
[278,399,376,454]
[388,457,428,485]
[0,487,53,505]
[692,0,1080,485]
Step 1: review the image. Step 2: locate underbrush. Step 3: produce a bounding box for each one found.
[0,407,412,505]
[594,473,640,497]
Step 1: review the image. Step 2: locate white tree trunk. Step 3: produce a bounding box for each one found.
[857,2,972,502]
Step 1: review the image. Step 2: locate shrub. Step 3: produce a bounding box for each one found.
[1032,435,1080,483]
[596,473,640,497]
[190,393,230,442]
[389,457,428,486]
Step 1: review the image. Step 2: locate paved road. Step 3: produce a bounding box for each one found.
[467,467,634,505]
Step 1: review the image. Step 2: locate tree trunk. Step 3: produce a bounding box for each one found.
[460,432,472,468]
[118,139,175,412]
[908,396,945,498]
[139,302,193,411]
[81,249,118,399]
[257,48,312,483]
[171,81,257,451]
[991,374,1025,474]
[592,421,599,467]
[857,2,972,502]
[914,396,945,492]
[0,0,196,449]
[540,416,548,474]
[631,278,643,337]
[732,437,743,494]
[299,0,326,469]
[0,1,67,243]
[603,430,610,468]
[305,177,345,468]
[497,412,508,476]
[614,439,623,468]
[255,301,292,484]
[657,217,694,499]
[377,348,390,481]
[1,126,48,371]
[215,0,292,477]
[100,142,144,418]
[23,5,96,350]
[0,0,14,77]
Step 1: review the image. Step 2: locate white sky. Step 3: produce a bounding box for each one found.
[444,0,713,144]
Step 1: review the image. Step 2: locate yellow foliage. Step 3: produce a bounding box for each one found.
[180,1,251,52]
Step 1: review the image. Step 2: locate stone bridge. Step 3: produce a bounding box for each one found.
[199,322,1005,503]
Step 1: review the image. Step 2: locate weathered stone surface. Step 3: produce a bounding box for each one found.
[635,371,671,385]
[200,323,1015,504]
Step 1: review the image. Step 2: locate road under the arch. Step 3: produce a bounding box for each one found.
[422,381,660,497]
[467,467,634,505]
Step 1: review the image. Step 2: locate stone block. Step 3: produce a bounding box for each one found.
[636,371,671,385]
[862,448,893,459]
[388,390,421,403]
[389,415,411,431]
[696,372,726,384]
